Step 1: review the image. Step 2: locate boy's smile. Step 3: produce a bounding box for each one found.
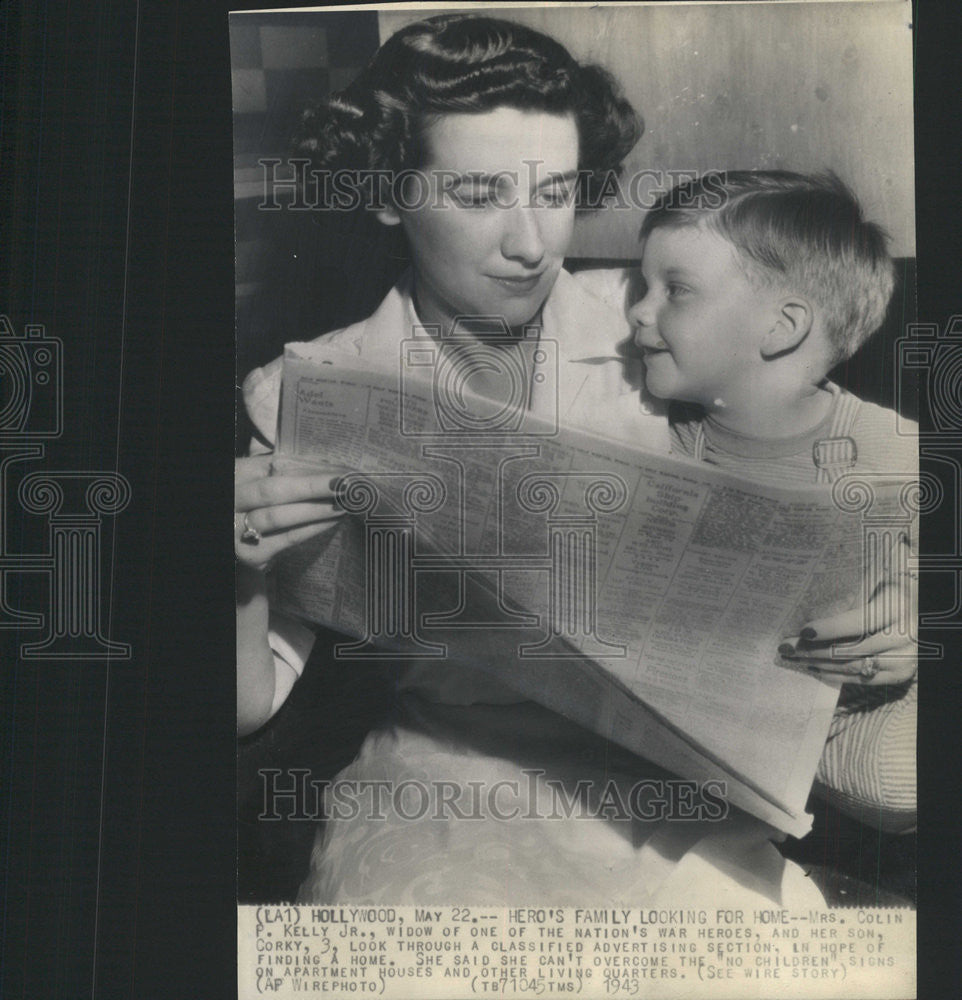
[630,226,782,408]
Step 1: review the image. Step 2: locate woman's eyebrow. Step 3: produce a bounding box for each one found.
[535,170,578,189]
[448,171,510,184]
[444,171,576,190]
[446,172,515,195]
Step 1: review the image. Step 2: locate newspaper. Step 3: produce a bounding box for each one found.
[267,350,908,837]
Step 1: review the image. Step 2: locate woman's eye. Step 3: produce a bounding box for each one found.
[535,189,572,208]
[453,188,493,208]
[666,283,690,298]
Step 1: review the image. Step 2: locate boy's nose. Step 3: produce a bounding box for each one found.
[628,295,655,331]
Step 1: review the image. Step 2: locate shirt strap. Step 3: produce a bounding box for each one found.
[813,388,861,483]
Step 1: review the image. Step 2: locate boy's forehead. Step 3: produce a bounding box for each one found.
[641,224,740,269]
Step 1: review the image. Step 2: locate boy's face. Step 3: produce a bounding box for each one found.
[630,225,781,406]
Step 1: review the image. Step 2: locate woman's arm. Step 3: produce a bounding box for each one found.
[783,536,918,687]
[236,562,276,736]
[235,454,345,736]
[787,537,918,830]
[813,681,917,833]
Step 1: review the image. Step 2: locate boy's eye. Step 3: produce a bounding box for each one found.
[666,282,690,298]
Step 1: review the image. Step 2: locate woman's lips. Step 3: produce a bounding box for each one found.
[488,272,545,293]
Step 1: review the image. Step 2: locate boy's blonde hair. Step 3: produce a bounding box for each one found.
[640,171,895,363]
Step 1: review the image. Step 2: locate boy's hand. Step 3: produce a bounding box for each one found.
[234,455,345,573]
[780,563,918,686]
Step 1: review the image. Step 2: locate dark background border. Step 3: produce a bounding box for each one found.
[1,1,958,997]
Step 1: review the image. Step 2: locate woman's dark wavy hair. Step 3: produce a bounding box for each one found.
[294,14,642,209]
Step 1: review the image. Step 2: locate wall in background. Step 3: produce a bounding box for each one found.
[231,10,384,389]
[381,2,915,259]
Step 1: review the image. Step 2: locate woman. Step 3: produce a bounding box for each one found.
[235,14,914,904]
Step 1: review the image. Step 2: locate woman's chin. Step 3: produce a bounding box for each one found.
[487,290,546,323]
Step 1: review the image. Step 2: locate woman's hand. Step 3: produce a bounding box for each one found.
[781,562,918,687]
[235,454,345,572]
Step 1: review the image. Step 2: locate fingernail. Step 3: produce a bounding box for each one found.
[778,643,796,657]
[800,627,817,641]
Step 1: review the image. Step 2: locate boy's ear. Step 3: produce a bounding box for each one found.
[376,204,402,227]
[760,298,814,359]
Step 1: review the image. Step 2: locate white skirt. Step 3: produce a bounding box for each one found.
[298,696,825,909]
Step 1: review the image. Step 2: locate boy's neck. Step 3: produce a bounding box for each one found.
[701,380,834,440]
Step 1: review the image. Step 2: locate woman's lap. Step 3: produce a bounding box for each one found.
[298,697,826,908]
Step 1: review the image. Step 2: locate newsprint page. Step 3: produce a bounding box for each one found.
[233,3,918,998]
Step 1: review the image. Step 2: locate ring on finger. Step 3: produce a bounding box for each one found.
[858,655,879,680]
[240,512,261,545]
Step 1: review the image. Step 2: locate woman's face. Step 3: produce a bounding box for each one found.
[380,107,580,332]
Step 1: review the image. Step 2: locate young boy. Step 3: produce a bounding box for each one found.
[630,170,916,833]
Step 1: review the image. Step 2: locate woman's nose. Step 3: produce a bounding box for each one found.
[501,206,546,265]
